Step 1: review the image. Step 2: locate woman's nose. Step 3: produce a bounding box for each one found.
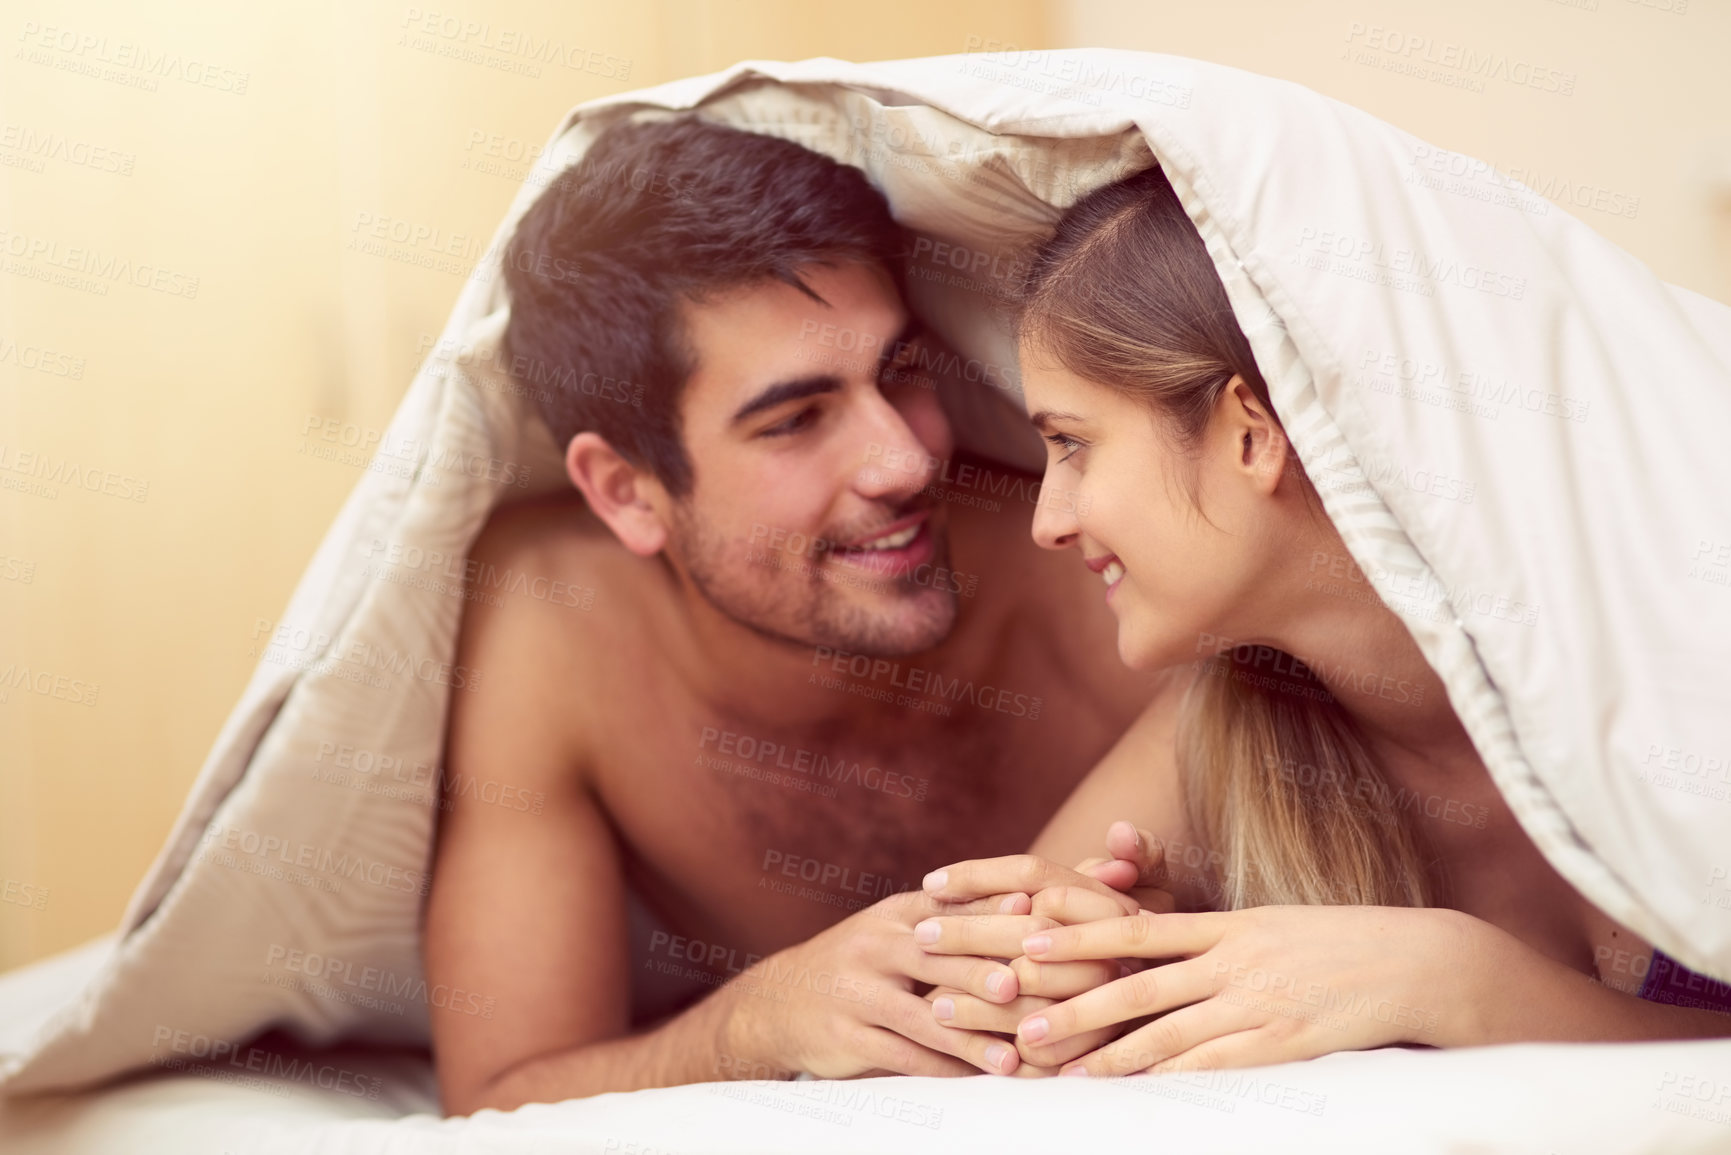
[1030,477,1080,551]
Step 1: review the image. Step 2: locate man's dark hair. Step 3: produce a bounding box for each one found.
[500,116,910,497]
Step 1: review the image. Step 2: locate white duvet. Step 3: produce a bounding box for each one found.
[3,47,1729,1153]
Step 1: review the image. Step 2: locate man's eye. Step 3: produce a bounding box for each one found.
[762,407,819,437]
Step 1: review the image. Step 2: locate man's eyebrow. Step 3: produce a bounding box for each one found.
[1028,409,1083,433]
[730,375,844,426]
[730,317,929,427]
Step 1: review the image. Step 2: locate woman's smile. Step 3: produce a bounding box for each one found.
[1084,553,1126,601]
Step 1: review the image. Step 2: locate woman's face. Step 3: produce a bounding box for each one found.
[1022,346,1284,671]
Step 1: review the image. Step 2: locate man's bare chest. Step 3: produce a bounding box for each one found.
[595,707,1074,938]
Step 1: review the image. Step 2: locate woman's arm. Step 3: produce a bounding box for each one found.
[1450,915,1731,1046]
[1011,904,1731,1075]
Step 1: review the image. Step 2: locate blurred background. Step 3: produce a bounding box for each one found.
[2,0,1728,971]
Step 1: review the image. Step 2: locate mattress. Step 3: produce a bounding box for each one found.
[4,940,1731,1154]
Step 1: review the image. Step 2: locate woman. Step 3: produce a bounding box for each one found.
[911,165,1731,1077]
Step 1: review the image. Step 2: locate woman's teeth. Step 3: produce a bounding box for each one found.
[1102,560,1126,586]
[856,524,919,551]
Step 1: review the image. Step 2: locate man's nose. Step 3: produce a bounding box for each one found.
[853,399,939,501]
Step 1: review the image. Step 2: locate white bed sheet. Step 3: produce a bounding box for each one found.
[5,941,1731,1154]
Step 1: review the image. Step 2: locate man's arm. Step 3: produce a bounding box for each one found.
[424,522,718,1113]
[428,760,1015,1108]
[423,520,1011,1113]
[427,773,759,1111]
[425,518,778,1112]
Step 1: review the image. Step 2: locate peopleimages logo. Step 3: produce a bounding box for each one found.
[1342,22,1577,96]
[0,228,200,298]
[198,822,431,896]
[0,442,148,502]
[809,647,1043,720]
[263,945,496,1018]
[864,445,1090,516]
[16,22,252,94]
[149,1028,382,1100]
[746,523,980,599]
[0,661,99,706]
[1293,228,1526,302]
[697,726,929,801]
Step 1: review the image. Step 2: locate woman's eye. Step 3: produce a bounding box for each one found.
[762,407,819,437]
[1045,433,1084,463]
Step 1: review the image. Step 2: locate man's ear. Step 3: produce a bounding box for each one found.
[565,431,670,557]
[1218,375,1289,494]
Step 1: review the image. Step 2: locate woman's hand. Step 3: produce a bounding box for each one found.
[914,849,1179,1070]
[1077,820,1181,914]
[923,981,1064,1077]
[1017,905,1474,1075]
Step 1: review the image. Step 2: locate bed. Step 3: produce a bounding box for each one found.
[6,937,1731,1153]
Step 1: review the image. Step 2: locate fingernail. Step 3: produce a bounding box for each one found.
[1020,1015,1049,1043]
[933,996,954,1021]
[1061,1065,1090,1077]
[986,970,1008,996]
[913,919,940,945]
[922,869,948,893]
[998,894,1021,913]
[985,1043,1011,1071]
[1023,934,1051,957]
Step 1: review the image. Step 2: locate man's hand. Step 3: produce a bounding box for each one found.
[910,853,1136,1070]
[911,835,1180,1071]
[718,888,1040,1079]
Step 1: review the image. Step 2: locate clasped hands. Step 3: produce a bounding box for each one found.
[913,821,1461,1077]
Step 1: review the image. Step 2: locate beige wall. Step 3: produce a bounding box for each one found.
[1052,0,1731,302]
[1,0,1724,970]
[0,0,1047,971]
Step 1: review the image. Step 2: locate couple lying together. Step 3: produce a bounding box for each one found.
[421,117,1731,1115]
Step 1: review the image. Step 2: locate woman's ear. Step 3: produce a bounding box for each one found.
[565,431,670,557]
[1220,375,1289,495]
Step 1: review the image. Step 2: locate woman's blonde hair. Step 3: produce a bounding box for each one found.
[1016,165,1433,909]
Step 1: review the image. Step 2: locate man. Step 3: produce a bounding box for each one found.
[423,117,1157,1114]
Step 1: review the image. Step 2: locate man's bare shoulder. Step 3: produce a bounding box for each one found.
[446,492,678,800]
[469,491,617,576]
[453,494,659,730]
[464,492,654,631]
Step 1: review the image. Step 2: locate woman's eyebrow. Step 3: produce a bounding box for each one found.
[1028,409,1082,432]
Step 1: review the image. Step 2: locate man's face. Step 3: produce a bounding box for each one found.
[664,261,959,656]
